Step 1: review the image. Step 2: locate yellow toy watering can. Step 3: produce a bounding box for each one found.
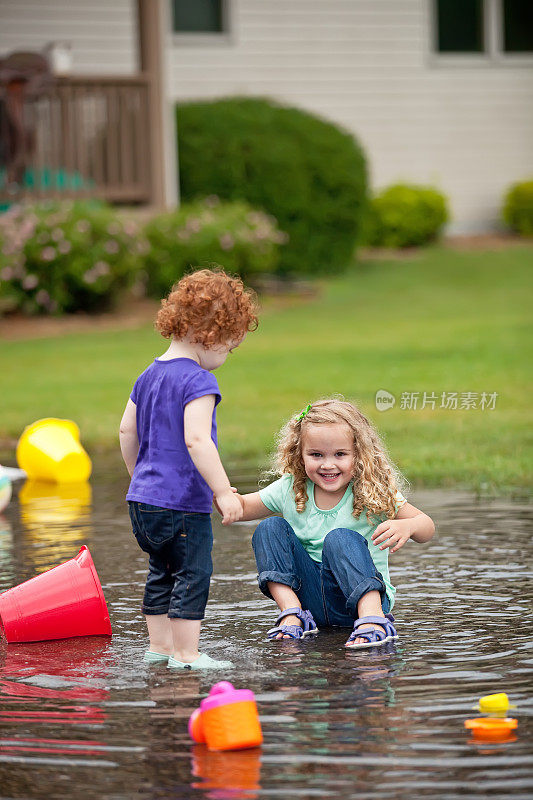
[16,418,92,483]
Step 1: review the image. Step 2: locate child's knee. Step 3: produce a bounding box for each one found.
[252,516,290,549]
[323,527,367,555]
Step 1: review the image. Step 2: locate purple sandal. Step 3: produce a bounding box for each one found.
[267,607,319,640]
[345,614,398,649]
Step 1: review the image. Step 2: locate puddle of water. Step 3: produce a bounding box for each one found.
[0,458,532,800]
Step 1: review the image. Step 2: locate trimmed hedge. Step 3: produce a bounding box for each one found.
[503,179,533,237]
[176,97,368,275]
[143,198,286,297]
[0,201,144,315]
[363,183,449,248]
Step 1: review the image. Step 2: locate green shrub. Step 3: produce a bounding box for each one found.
[502,179,533,236]
[364,184,449,248]
[0,201,145,315]
[176,97,368,275]
[143,198,286,297]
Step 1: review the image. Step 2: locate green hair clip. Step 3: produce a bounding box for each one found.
[297,403,312,422]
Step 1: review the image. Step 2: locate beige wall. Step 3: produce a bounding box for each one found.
[2,0,532,232]
[0,0,137,74]
[169,0,533,233]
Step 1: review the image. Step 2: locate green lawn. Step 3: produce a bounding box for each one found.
[1,245,531,493]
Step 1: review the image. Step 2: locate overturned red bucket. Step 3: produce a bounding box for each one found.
[0,546,112,643]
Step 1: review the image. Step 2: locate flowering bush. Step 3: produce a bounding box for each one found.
[143,197,287,297]
[0,201,146,315]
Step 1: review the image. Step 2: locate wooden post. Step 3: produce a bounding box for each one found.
[136,0,178,208]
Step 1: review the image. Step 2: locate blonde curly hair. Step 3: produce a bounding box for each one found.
[273,397,406,522]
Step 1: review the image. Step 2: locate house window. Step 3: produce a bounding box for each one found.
[434,0,533,57]
[503,0,533,52]
[436,0,485,53]
[171,0,224,33]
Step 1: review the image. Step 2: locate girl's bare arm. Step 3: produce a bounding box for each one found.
[236,491,273,522]
[119,399,139,476]
[395,502,435,543]
[184,394,242,524]
[371,502,435,553]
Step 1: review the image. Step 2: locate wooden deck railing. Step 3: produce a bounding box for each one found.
[0,74,153,205]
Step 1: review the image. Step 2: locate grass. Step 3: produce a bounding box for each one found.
[1,244,531,493]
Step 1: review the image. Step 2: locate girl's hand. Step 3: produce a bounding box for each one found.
[214,487,238,516]
[371,519,412,553]
[215,488,243,525]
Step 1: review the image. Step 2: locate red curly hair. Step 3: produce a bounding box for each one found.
[155,267,259,347]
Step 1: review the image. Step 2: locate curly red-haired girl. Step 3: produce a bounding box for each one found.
[120,267,258,670]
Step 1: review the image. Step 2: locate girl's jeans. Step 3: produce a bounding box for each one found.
[128,501,213,620]
[252,517,391,628]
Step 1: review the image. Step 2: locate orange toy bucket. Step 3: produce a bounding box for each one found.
[464,717,518,742]
[189,681,263,751]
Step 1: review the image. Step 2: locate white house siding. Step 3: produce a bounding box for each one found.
[169,0,533,233]
[1,0,532,232]
[0,0,137,75]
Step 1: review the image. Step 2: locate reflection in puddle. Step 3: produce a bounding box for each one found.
[18,480,92,573]
[0,463,531,799]
[191,744,262,799]
[0,638,114,767]
[0,514,14,586]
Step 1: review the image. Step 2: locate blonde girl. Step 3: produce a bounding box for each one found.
[237,398,435,649]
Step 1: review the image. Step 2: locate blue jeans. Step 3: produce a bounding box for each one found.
[128,501,213,620]
[252,517,390,628]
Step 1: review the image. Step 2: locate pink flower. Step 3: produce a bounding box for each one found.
[22,274,38,290]
[94,260,110,276]
[41,247,57,262]
[83,270,97,284]
[104,240,119,254]
[219,233,234,251]
[51,228,64,241]
[76,220,90,233]
[123,221,138,236]
[58,240,72,254]
[186,217,201,233]
[35,289,50,306]
[0,267,14,280]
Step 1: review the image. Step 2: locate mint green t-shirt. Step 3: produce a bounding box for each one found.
[259,474,407,609]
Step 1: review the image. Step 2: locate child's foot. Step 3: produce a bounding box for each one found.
[168,652,233,670]
[267,607,319,640]
[144,650,172,663]
[273,613,301,639]
[345,614,398,649]
[345,622,386,648]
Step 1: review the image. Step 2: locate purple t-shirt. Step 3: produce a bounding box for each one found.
[126,358,221,512]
